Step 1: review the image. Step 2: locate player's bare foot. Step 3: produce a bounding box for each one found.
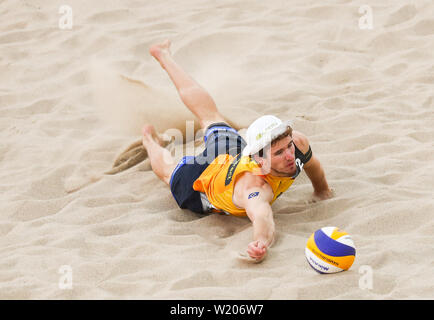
[149,40,171,67]
[142,124,163,147]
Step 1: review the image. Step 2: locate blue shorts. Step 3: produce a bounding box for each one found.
[169,122,246,213]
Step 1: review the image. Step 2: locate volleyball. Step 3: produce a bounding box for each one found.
[305,226,356,274]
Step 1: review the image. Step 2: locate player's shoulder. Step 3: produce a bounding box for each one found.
[292,130,310,154]
[233,170,273,204]
[235,170,268,188]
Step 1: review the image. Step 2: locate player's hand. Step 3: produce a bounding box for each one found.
[247,240,267,261]
[313,188,334,201]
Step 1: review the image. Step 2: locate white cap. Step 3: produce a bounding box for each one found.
[242,115,292,156]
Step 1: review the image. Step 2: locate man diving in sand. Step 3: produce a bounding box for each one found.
[142,40,333,262]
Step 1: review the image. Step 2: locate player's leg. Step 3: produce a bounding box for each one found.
[149,40,225,129]
[141,124,176,186]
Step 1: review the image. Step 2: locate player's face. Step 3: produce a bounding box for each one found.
[268,135,296,176]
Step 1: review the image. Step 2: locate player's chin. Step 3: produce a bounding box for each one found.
[281,166,295,175]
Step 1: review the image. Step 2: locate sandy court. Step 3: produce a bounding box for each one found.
[0,0,433,299]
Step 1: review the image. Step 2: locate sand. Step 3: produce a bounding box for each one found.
[0,0,433,299]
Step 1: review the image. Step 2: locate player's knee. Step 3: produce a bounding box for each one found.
[200,117,226,130]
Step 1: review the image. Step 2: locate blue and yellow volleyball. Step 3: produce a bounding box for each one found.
[305,226,356,274]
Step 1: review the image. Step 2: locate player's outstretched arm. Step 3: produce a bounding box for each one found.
[234,173,275,261]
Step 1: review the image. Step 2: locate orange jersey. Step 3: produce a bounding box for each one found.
[193,153,298,217]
